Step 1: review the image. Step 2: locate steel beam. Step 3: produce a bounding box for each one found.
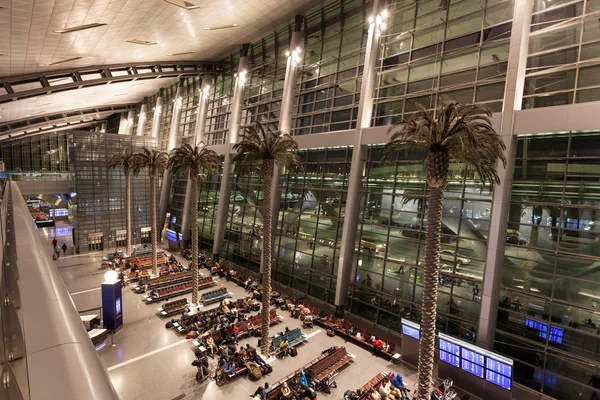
[0,61,220,104]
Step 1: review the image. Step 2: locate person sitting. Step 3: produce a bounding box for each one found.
[247,321,256,337]
[300,306,310,321]
[373,337,383,357]
[303,314,313,328]
[250,382,270,399]
[279,339,289,356]
[369,388,382,399]
[280,382,293,399]
[391,373,410,399]
[224,357,236,376]
[284,326,290,334]
[378,377,402,400]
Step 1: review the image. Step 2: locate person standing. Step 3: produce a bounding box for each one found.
[52,237,57,248]
[61,243,68,255]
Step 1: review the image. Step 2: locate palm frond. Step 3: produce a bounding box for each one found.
[232,122,302,176]
[131,147,169,176]
[108,150,136,174]
[167,143,220,177]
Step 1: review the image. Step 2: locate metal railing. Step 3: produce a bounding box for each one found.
[0,172,72,181]
[0,180,120,399]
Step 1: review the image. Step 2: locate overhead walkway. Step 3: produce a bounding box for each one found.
[1,172,72,195]
[0,181,119,399]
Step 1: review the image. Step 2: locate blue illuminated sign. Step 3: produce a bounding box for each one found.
[171,215,177,223]
[440,350,460,367]
[549,327,564,344]
[166,229,178,242]
[439,332,514,391]
[486,371,512,390]
[439,339,460,356]
[116,297,122,316]
[401,319,421,341]
[486,358,512,378]
[462,359,484,378]
[462,348,484,366]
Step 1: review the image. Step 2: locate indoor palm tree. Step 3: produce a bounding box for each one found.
[132,148,169,276]
[232,122,301,356]
[383,102,506,400]
[108,150,136,256]
[168,143,220,305]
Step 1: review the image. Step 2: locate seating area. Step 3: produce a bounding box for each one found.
[271,327,307,355]
[356,372,392,399]
[201,287,230,305]
[307,346,354,381]
[134,271,193,293]
[196,309,282,345]
[266,346,354,400]
[160,298,189,317]
[145,277,216,303]
[122,251,168,270]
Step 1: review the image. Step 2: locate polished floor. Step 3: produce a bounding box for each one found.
[50,238,422,400]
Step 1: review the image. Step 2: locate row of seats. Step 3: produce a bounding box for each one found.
[163,298,188,313]
[203,309,280,343]
[145,271,192,287]
[357,372,391,399]
[266,347,349,400]
[271,327,306,353]
[307,346,352,381]
[156,277,215,298]
[124,250,165,263]
[201,288,228,304]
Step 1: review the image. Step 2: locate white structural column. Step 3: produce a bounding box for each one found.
[477,0,533,350]
[181,75,214,245]
[335,1,385,309]
[136,102,147,136]
[150,91,164,138]
[213,46,250,259]
[267,17,305,270]
[158,80,184,236]
[126,110,135,135]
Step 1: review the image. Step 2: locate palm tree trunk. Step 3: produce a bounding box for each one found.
[416,186,444,400]
[260,158,274,357]
[126,171,133,256]
[150,173,158,276]
[191,166,199,306]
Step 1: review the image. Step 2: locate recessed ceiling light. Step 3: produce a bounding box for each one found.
[45,57,83,66]
[54,23,107,34]
[126,39,157,46]
[163,0,199,9]
[167,51,195,56]
[203,24,239,31]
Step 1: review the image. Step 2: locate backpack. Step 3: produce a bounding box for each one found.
[327,329,335,337]
[289,347,298,357]
[248,365,262,381]
[165,322,173,328]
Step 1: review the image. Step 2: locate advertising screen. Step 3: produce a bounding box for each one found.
[116,297,122,316]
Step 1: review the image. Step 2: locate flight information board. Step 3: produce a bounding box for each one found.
[401,318,421,340]
[526,318,564,344]
[438,333,513,391]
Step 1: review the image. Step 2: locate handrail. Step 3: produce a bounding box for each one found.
[8,181,120,400]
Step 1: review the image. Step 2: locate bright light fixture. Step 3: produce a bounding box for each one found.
[104,270,119,283]
[126,39,157,45]
[167,51,195,56]
[203,24,239,31]
[163,0,199,9]
[54,23,107,34]
[45,57,83,66]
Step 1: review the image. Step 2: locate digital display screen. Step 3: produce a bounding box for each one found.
[440,350,460,367]
[402,324,420,340]
[486,358,513,378]
[116,298,122,316]
[166,229,178,242]
[549,327,564,344]
[462,348,485,366]
[462,359,484,378]
[171,216,177,223]
[487,371,512,390]
[439,339,460,356]
[51,208,68,217]
[525,318,548,332]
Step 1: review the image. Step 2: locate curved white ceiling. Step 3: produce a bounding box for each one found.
[0,0,323,77]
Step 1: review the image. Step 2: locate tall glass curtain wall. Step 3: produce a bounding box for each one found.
[70,133,154,251]
[524,0,600,108]
[495,132,600,400]
[374,0,514,126]
[0,132,69,172]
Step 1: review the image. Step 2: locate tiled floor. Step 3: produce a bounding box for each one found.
[56,242,421,400]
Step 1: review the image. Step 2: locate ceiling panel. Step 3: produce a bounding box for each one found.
[0,0,324,77]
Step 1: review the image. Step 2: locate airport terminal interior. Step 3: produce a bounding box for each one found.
[2,0,600,399]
